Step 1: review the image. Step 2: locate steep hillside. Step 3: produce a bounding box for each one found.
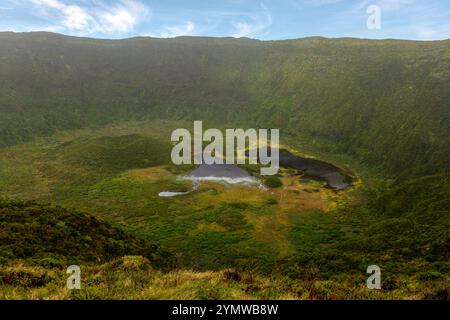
[0,198,447,300]
[0,32,449,176]
[0,199,173,269]
[0,32,449,300]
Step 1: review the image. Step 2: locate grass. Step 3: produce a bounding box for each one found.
[0,256,296,300]
[0,199,173,269]
[0,122,342,272]
[0,33,449,299]
[0,120,448,300]
[264,176,283,188]
[1,256,447,300]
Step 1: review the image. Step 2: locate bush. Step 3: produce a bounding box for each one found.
[417,271,443,281]
[265,198,278,205]
[34,257,65,269]
[0,265,52,287]
[264,176,282,188]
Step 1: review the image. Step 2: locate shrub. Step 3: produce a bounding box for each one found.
[265,198,278,205]
[0,265,52,287]
[264,176,282,188]
[222,269,242,282]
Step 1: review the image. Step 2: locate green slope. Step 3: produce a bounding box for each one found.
[0,32,449,299]
[0,32,449,176]
[0,199,174,269]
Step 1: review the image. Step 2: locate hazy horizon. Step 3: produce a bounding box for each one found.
[3,30,450,42]
[1,0,449,41]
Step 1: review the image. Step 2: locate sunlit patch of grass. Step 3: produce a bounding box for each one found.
[0,163,43,198]
[4,255,446,300]
[131,166,174,182]
[192,222,227,234]
[0,256,299,300]
[194,182,267,205]
[0,120,356,276]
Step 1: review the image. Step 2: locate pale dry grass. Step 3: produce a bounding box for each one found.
[0,257,296,300]
[131,166,173,182]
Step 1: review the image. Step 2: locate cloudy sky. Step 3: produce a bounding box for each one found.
[0,0,449,40]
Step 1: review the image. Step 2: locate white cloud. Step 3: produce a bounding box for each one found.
[61,5,90,29]
[147,21,195,38]
[97,1,149,33]
[230,3,272,38]
[28,0,150,34]
[231,21,253,38]
[30,0,90,30]
[101,9,136,33]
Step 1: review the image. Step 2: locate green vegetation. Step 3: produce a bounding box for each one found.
[0,199,174,270]
[0,32,448,300]
[62,134,171,173]
[264,176,283,188]
[0,33,448,178]
[2,255,446,300]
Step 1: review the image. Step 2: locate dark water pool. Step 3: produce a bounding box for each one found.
[278,149,352,190]
[184,163,257,184]
[177,149,352,191]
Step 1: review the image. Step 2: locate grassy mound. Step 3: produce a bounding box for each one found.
[61,134,172,172]
[264,176,283,188]
[0,199,174,269]
[1,255,447,300]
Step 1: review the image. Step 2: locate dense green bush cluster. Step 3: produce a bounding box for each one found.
[62,134,172,173]
[0,32,448,299]
[0,33,448,179]
[264,176,283,188]
[0,199,174,270]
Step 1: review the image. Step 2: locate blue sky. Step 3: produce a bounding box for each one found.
[0,0,449,40]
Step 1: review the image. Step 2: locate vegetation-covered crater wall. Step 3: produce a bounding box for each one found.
[0,32,449,176]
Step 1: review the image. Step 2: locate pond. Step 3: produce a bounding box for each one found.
[158,148,352,197]
[183,163,258,185]
[157,163,258,197]
[277,149,352,190]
